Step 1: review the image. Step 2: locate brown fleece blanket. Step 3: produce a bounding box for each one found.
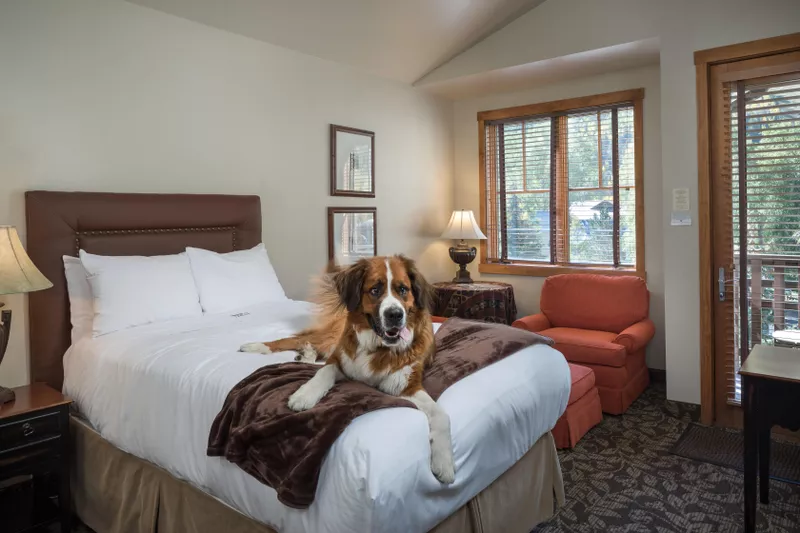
[207,318,553,509]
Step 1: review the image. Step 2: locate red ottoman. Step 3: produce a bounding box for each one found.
[552,363,603,449]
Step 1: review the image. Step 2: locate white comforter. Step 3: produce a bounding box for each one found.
[63,300,570,533]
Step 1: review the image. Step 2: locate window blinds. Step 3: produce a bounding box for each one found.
[483,103,637,267]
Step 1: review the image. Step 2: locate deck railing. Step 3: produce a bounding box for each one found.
[736,252,800,344]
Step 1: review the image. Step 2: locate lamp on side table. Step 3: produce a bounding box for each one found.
[0,226,53,404]
[441,210,487,283]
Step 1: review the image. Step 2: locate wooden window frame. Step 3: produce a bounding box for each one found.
[477,89,646,278]
[696,32,800,426]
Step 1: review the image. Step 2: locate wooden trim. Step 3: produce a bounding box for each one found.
[479,262,645,279]
[696,62,714,426]
[694,32,800,66]
[716,53,800,83]
[327,206,377,261]
[695,33,800,427]
[330,124,375,198]
[477,88,644,122]
[633,98,646,275]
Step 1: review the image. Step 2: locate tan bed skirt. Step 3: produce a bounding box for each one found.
[71,417,564,533]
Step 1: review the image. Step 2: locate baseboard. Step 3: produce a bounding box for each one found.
[649,368,666,384]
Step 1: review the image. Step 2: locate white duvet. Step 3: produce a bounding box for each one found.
[63,300,570,533]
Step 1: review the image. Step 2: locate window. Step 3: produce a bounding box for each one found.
[478,89,645,277]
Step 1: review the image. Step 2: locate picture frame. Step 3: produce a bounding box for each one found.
[330,124,375,197]
[327,207,377,264]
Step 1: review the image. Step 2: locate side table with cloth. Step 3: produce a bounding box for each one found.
[432,281,517,325]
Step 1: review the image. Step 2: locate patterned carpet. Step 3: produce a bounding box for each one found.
[533,384,800,533]
[52,385,800,533]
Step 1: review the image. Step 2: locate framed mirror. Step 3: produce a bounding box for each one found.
[330,125,375,197]
[328,207,377,264]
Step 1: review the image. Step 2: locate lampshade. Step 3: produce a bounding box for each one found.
[440,210,487,241]
[0,226,53,295]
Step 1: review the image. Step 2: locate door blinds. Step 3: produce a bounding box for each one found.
[725,75,800,403]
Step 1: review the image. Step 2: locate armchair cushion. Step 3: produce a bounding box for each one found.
[613,318,656,353]
[511,313,551,332]
[539,327,627,368]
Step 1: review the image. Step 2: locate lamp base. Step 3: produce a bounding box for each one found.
[449,244,477,284]
[1,305,13,403]
[0,386,14,404]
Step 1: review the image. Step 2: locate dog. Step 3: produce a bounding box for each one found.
[240,255,455,484]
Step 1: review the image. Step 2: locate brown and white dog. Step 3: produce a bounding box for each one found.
[239,255,455,484]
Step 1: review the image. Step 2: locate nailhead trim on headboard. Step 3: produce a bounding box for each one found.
[74,226,239,254]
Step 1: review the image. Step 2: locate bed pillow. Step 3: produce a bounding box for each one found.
[186,243,286,314]
[79,250,203,336]
[63,256,94,343]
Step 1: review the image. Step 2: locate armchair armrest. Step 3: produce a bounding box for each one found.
[613,318,655,353]
[512,313,551,333]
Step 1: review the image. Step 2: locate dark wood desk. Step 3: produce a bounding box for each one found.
[739,344,800,533]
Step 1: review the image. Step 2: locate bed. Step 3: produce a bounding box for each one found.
[25,191,568,533]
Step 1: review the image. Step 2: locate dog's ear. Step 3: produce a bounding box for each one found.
[399,255,433,312]
[333,260,366,313]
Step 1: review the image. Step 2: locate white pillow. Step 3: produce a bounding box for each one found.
[63,256,93,343]
[79,250,203,336]
[186,243,286,314]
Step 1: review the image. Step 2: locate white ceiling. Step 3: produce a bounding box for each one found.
[125,0,547,84]
[418,39,661,100]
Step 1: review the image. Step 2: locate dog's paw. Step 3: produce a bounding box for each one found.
[239,342,272,354]
[294,343,318,364]
[430,450,456,484]
[430,436,456,484]
[287,388,319,412]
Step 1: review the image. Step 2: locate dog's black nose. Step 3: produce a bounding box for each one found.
[384,307,404,324]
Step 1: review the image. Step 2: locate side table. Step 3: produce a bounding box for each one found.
[0,383,72,533]
[431,281,517,325]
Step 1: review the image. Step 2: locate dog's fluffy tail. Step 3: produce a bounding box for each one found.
[309,263,345,323]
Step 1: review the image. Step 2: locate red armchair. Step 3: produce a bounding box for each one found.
[513,274,654,414]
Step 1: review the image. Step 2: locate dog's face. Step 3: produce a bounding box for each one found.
[334,255,431,347]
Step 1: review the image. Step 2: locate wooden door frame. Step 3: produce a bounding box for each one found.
[696,32,800,426]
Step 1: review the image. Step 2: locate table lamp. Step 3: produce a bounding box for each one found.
[0,226,53,404]
[440,210,487,283]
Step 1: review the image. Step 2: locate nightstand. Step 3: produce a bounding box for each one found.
[0,383,72,533]
[431,281,517,325]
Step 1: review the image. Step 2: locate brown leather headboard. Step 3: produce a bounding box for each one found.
[25,191,262,390]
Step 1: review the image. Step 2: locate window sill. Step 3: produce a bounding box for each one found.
[478,262,646,279]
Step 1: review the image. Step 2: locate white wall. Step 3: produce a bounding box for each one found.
[453,65,664,369]
[431,0,800,403]
[0,0,454,387]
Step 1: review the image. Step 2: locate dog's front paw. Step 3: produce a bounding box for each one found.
[239,342,272,354]
[287,387,319,412]
[430,441,456,484]
[294,343,318,364]
[430,451,456,484]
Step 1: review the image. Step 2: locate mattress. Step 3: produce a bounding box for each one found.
[63,300,570,533]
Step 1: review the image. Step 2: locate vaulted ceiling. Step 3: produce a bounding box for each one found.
[125,0,547,84]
